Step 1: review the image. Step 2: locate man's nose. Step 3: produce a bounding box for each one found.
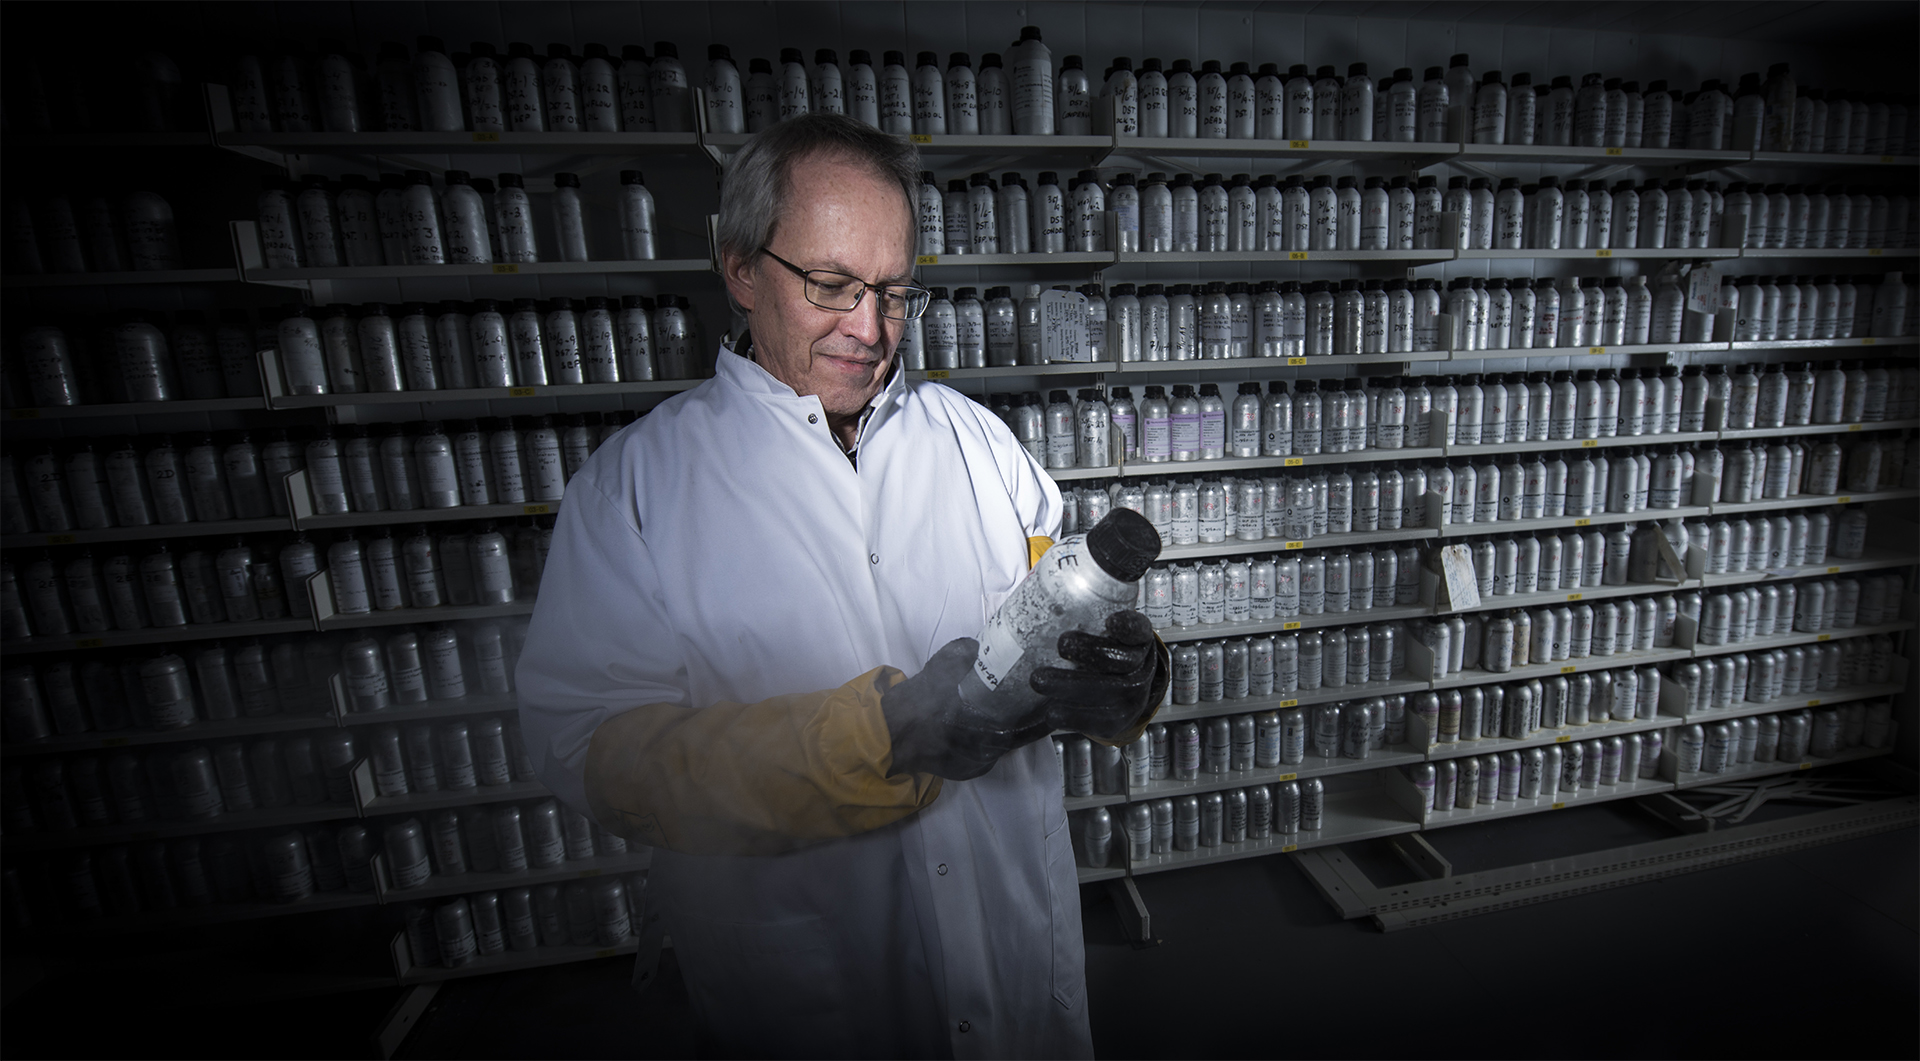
[841,287,885,347]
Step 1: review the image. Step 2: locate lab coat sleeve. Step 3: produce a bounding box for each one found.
[517,475,941,857]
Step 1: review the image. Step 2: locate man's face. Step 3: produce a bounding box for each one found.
[723,152,915,417]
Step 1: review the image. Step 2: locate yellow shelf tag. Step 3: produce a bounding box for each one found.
[924,370,950,379]
[76,638,105,649]
[492,263,520,274]
[47,534,76,545]
[1277,773,1298,782]
[910,134,932,144]
[1555,734,1572,742]
[1868,248,1883,256]
[1281,843,1299,852]
[1283,457,1304,466]
[1286,357,1307,365]
[1816,634,1831,641]
[1288,251,1309,260]
[1798,761,1813,769]
[1604,147,1624,156]
[1567,593,1582,600]
[1278,700,1298,709]
[1837,496,1851,503]
[1881,155,1895,163]
[472,131,501,142]
[1283,541,1304,550]
[1574,518,1591,526]
[1589,345,1607,354]
[523,504,551,515]
[103,737,130,747]
[509,386,536,397]
[1826,566,1840,574]
[1848,424,1863,431]
[1593,250,1612,258]
[1289,140,1309,150]
[1560,665,1577,674]
[1807,699,1821,706]
[1581,439,1598,447]
[578,868,602,877]
[916,254,939,266]
[1282,621,1301,630]
[1860,338,1876,346]
[1551,801,1566,809]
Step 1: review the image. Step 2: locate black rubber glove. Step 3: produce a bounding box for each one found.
[882,637,1055,781]
[1030,610,1170,741]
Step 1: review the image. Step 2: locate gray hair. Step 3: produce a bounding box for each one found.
[716,113,921,271]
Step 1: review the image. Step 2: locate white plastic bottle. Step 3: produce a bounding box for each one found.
[649,41,689,132]
[465,43,506,132]
[550,173,590,262]
[811,49,845,116]
[619,171,657,261]
[879,51,912,134]
[618,45,654,131]
[579,44,621,131]
[1008,26,1055,136]
[493,173,538,263]
[541,44,582,132]
[412,37,464,131]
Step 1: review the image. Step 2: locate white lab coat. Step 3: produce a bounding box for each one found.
[517,342,1087,1059]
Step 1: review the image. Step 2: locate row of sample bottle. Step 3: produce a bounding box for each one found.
[2,709,540,840]
[380,797,626,891]
[2,828,371,927]
[1668,634,1903,715]
[403,873,647,971]
[1692,573,1908,646]
[1411,663,1665,745]
[1409,735,1658,818]
[919,169,1915,258]
[295,418,622,516]
[0,621,526,742]
[906,275,1911,370]
[255,168,658,268]
[3,191,185,275]
[1674,702,1896,777]
[1079,779,1330,869]
[231,37,696,134]
[9,311,266,408]
[275,296,704,394]
[0,523,550,641]
[993,363,1920,471]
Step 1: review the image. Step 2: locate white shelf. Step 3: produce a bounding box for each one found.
[1446,578,1677,617]
[1422,712,1681,763]
[912,362,1112,381]
[0,617,316,657]
[241,259,710,284]
[1689,620,1914,659]
[1108,137,1460,163]
[1707,488,1919,515]
[2,800,360,853]
[915,251,1113,270]
[1737,247,1916,259]
[2,517,292,549]
[216,129,701,158]
[1160,526,1437,563]
[295,500,561,532]
[375,850,652,905]
[1674,682,1905,724]
[1441,431,1716,457]
[0,710,339,759]
[358,779,550,817]
[337,693,521,728]
[1726,336,1917,351]
[1127,747,1431,805]
[1418,774,1676,830]
[1436,505,1713,538]
[5,397,267,421]
[1747,151,1919,167]
[265,378,698,410]
[315,599,536,632]
[1670,742,1894,789]
[1112,249,1449,266]
[1430,645,1695,691]
[1445,341,1730,359]
[1696,553,1917,588]
[1159,602,1434,644]
[1,268,239,288]
[394,932,640,985]
[1153,676,1437,726]
[1453,247,1739,261]
[1716,419,1920,441]
[1454,143,1750,167]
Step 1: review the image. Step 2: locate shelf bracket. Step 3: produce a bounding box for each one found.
[1105,876,1157,947]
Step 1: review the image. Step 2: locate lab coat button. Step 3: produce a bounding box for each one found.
[807,413,818,424]
[936,863,947,875]
[870,553,879,565]
[958,1021,970,1033]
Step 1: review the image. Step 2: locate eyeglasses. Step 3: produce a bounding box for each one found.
[758,247,931,320]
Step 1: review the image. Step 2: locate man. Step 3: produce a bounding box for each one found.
[517,113,1165,1058]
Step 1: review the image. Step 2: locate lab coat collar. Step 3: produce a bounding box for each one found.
[715,334,909,438]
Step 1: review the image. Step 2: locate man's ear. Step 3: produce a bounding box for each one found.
[722,250,757,313]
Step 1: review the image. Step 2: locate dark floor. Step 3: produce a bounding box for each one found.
[6,799,1916,1060]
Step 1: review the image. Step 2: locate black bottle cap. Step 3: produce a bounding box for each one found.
[1087,507,1161,582]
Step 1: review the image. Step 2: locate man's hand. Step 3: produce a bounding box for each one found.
[882,638,1055,781]
[1031,610,1169,741]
